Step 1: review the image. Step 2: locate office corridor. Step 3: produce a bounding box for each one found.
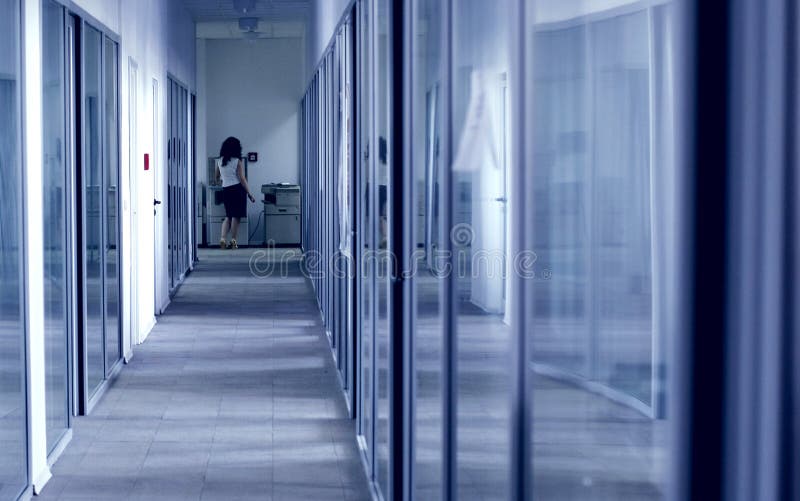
[38,249,372,501]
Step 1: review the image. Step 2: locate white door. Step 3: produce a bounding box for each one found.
[128,58,139,347]
[152,78,161,314]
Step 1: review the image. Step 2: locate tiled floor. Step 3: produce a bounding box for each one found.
[38,249,372,501]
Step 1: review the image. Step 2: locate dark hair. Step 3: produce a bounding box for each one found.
[219,137,242,166]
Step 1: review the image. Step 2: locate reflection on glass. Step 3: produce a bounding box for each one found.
[180,86,186,278]
[180,88,186,277]
[43,0,70,450]
[528,1,674,498]
[104,37,120,373]
[167,81,171,285]
[358,0,374,467]
[167,78,191,291]
[0,0,28,497]
[413,0,444,499]
[452,1,513,499]
[375,0,391,493]
[84,24,104,394]
[334,25,353,399]
[169,80,176,288]
[326,53,333,357]
[326,53,334,358]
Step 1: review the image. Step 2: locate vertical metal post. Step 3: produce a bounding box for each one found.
[510,0,531,499]
[788,7,800,500]
[369,0,379,479]
[441,0,456,499]
[401,3,415,498]
[672,0,729,499]
[388,0,413,499]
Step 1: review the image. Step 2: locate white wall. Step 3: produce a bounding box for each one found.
[201,37,305,241]
[71,0,121,33]
[117,0,196,339]
[306,0,352,81]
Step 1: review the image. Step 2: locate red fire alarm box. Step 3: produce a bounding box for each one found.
[144,153,150,171]
[248,152,258,162]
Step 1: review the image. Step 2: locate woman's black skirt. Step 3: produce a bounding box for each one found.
[222,183,247,218]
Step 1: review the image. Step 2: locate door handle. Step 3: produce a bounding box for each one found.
[494,197,507,203]
[154,199,162,206]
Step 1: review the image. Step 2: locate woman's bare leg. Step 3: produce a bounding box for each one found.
[221,217,230,241]
[230,217,241,240]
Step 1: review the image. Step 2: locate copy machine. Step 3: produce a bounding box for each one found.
[261,184,301,246]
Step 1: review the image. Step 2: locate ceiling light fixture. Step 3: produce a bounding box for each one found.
[233,0,257,15]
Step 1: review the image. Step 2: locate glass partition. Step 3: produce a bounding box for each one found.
[526,1,675,498]
[451,0,514,499]
[0,0,28,497]
[83,24,105,395]
[357,0,375,473]
[81,22,122,406]
[412,0,445,499]
[42,0,70,451]
[167,76,191,291]
[375,0,391,493]
[104,36,120,373]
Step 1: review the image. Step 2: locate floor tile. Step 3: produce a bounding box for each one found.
[43,249,371,500]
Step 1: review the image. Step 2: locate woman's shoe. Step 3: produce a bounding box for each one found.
[219,238,227,249]
[228,239,238,249]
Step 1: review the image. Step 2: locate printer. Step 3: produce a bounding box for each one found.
[261,184,301,246]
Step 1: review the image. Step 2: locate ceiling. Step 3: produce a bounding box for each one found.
[180,0,311,22]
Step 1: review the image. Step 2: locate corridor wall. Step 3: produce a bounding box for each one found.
[306,0,353,81]
[18,0,196,496]
[303,0,800,500]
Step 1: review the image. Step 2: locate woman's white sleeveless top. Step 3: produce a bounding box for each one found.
[218,158,240,187]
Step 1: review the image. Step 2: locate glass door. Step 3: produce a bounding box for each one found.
[0,0,29,497]
[81,22,105,399]
[191,93,197,264]
[450,1,514,498]
[344,17,357,415]
[103,36,120,374]
[76,18,122,412]
[411,1,445,498]
[526,4,672,497]
[168,77,190,292]
[42,0,72,452]
[374,0,391,493]
[168,80,174,287]
[356,0,376,478]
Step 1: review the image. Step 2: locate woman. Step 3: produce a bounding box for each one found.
[215,136,256,249]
